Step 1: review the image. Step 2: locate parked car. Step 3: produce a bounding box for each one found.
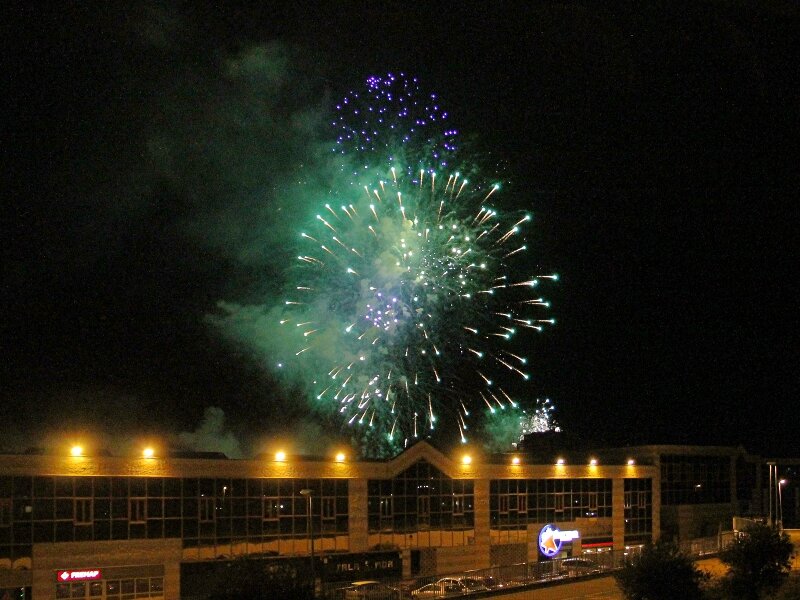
[342,580,401,600]
[438,577,488,592]
[559,557,601,576]
[410,580,466,597]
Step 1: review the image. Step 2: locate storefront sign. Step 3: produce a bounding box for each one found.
[538,523,580,557]
[322,551,402,582]
[57,570,102,582]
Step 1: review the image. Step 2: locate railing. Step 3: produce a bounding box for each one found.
[325,535,734,599]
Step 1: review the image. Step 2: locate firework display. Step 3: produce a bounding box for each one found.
[519,398,560,437]
[277,164,556,449]
[331,73,458,175]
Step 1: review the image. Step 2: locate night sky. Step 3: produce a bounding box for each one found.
[3,3,799,457]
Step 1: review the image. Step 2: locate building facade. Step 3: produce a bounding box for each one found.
[600,445,766,542]
[0,442,657,599]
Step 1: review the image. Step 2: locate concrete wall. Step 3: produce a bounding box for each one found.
[661,503,733,541]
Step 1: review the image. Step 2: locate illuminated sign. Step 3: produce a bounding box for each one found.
[322,551,402,583]
[538,524,580,557]
[57,570,102,582]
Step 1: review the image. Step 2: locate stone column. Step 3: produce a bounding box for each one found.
[612,478,626,551]
[348,478,369,552]
[473,478,491,549]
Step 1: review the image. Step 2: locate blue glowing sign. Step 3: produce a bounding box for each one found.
[538,523,579,557]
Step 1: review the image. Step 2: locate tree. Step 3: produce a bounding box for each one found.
[718,523,793,600]
[774,574,800,600]
[614,540,707,600]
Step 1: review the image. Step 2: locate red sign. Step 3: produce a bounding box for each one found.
[57,570,102,582]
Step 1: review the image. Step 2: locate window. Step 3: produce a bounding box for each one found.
[199,496,215,522]
[368,460,475,544]
[322,497,335,520]
[74,498,92,524]
[638,491,648,508]
[380,496,393,518]
[417,495,430,517]
[499,495,509,514]
[130,498,146,523]
[554,494,564,512]
[263,497,279,520]
[0,498,10,526]
[589,492,598,511]
[517,494,527,514]
[453,494,465,516]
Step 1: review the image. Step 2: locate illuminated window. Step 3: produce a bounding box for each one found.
[74,498,92,525]
[129,498,146,523]
[263,497,279,520]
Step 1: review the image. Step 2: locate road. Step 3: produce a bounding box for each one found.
[488,576,622,600]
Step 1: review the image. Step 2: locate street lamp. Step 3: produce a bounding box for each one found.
[299,489,315,597]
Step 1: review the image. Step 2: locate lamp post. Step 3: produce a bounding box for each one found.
[299,489,315,597]
[778,479,787,531]
[767,462,776,527]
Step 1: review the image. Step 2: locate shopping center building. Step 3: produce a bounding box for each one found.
[0,440,658,599]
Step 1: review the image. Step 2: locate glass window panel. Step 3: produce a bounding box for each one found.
[33,477,54,497]
[129,478,146,497]
[147,478,163,497]
[163,478,181,497]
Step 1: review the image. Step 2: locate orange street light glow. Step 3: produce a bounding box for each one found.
[142,448,155,458]
[511,456,520,465]
[462,455,472,465]
[70,446,83,457]
[275,451,286,462]
[556,458,565,465]
[335,452,346,462]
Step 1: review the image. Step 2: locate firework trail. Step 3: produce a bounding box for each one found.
[277,162,556,449]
